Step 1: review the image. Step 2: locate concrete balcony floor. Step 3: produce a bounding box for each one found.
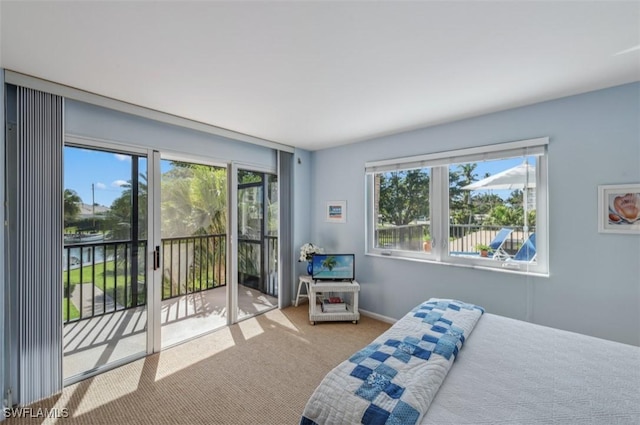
[63,284,277,381]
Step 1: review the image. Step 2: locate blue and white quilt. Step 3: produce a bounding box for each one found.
[300,299,485,425]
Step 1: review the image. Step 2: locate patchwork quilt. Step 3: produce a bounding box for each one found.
[300,299,485,425]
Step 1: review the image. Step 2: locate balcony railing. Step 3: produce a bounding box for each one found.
[62,232,283,324]
[376,223,535,256]
[63,240,148,323]
[64,234,227,324]
[162,234,226,300]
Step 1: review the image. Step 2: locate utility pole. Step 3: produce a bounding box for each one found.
[92,183,95,228]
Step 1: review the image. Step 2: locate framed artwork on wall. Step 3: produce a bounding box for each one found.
[598,184,640,234]
[326,200,347,223]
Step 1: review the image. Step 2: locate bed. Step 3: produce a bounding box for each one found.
[301,298,640,424]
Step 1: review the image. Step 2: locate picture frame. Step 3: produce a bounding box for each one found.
[326,200,347,223]
[598,184,640,234]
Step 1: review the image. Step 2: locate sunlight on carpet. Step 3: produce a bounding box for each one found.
[238,317,264,340]
[155,326,236,381]
[5,305,391,425]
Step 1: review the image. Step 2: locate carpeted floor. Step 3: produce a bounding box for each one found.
[6,305,391,425]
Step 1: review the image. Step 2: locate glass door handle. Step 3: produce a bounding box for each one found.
[154,246,160,270]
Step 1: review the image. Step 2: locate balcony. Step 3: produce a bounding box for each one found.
[376,223,535,257]
[62,235,277,380]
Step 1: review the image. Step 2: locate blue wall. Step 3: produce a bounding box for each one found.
[65,99,277,171]
[293,148,313,285]
[308,82,640,346]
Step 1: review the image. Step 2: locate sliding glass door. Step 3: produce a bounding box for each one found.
[236,169,278,321]
[62,148,280,381]
[62,145,148,382]
[159,158,228,348]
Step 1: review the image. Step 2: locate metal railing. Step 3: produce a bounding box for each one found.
[162,234,226,300]
[448,224,533,255]
[376,224,426,251]
[63,240,147,323]
[63,233,280,324]
[237,235,278,297]
[376,223,535,255]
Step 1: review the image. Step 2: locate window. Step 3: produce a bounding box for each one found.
[373,167,432,255]
[366,138,548,275]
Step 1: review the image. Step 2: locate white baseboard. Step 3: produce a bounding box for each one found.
[359,309,396,324]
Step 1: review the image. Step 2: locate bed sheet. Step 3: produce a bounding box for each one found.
[422,313,640,424]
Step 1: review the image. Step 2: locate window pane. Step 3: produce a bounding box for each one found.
[448,157,536,263]
[373,168,431,253]
[267,174,278,237]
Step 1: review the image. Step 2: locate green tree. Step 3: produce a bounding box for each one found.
[506,190,523,208]
[449,164,478,225]
[161,163,228,291]
[161,162,227,237]
[378,169,429,225]
[459,164,477,209]
[63,189,82,228]
[238,170,262,184]
[485,205,536,227]
[105,173,147,241]
[473,193,504,215]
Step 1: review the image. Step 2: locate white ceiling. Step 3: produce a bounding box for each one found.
[1,1,639,151]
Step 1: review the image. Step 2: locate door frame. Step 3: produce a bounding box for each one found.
[229,162,279,325]
[152,152,230,349]
[60,141,280,379]
[63,135,155,384]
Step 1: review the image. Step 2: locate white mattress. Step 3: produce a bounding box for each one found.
[422,313,640,424]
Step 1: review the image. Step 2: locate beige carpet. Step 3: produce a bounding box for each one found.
[7,305,390,425]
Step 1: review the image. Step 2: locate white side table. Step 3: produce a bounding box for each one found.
[308,280,360,325]
[295,275,313,307]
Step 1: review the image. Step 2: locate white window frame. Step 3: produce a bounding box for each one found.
[365,137,549,276]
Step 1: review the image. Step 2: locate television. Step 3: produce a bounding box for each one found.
[311,254,355,281]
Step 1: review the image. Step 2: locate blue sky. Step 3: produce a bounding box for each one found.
[64,147,174,207]
[453,156,533,200]
[64,147,131,206]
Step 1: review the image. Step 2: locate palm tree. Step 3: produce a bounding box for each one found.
[161,163,228,294]
[162,164,226,237]
[63,189,82,228]
[106,173,148,241]
[458,163,478,226]
[321,256,338,272]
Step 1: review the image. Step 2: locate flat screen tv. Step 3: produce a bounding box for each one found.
[311,254,355,281]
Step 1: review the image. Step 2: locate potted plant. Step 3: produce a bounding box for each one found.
[476,244,490,258]
[423,234,432,251]
[299,243,324,274]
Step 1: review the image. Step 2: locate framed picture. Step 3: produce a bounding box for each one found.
[326,200,347,223]
[598,184,640,234]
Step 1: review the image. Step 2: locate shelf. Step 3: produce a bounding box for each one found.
[310,304,359,323]
[308,279,360,325]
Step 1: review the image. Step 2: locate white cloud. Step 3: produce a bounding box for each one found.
[111,180,128,188]
[95,182,107,190]
[114,154,130,161]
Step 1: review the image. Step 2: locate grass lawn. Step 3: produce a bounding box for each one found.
[63,297,80,321]
[64,260,145,308]
[64,258,224,311]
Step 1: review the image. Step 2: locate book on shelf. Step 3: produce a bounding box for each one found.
[321,298,347,312]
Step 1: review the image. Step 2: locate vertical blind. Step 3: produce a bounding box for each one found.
[278,151,294,307]
[11,86,63,405]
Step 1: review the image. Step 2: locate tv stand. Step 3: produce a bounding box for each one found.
[308,279,360,325]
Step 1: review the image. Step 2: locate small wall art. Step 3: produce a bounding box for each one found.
[598,184,640,234]
[326,200,347,223]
